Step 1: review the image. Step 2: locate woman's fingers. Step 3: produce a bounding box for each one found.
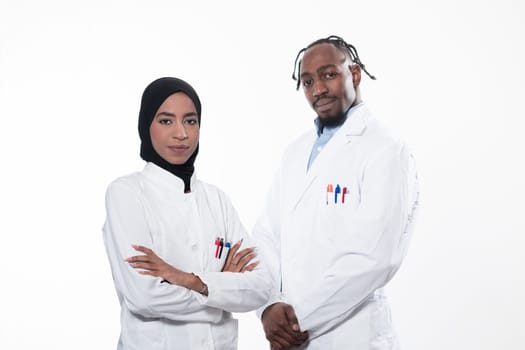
[129,261,156,270]
[231,248,254,264]
[126,254,152,263]
[233,249,256,266]
[132,244,153,254]
[242,261,259,272]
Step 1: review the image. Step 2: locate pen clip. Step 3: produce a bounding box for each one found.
[334,184,341,204]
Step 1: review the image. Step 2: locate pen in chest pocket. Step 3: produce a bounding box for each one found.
[218,238,224,259]
[326,184,334,204]
[213,236,232,259]
[326,183,349,205]
[214,237,220,258]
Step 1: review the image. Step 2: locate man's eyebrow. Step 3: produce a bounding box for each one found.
[300,64,337,78]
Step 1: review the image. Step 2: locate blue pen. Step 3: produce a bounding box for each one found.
[223,241,231,259]
[334,184,341,203]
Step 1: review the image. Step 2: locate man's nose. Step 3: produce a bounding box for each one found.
[313,80,327,97]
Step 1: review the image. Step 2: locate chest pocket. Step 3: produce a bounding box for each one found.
[195,195,231,272]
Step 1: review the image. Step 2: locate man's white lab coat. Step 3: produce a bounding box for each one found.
[254,104,419,349]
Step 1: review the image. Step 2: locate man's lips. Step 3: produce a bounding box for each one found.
[315,98,336,112]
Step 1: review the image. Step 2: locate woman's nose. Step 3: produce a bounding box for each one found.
[172,123,188,140]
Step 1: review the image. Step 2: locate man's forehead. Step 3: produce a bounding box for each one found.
[301,45,347,72]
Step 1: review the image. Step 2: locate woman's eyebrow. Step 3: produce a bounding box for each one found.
[156,111,175,117]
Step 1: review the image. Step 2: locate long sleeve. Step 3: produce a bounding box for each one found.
[196,190,273,313]
[103,179,222,323]
[252,169,289,319]
[294,143,419,339]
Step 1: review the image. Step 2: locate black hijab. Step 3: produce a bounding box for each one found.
[138,77,201,193]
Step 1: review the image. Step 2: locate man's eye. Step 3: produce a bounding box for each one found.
[302,79,313,87]
[325,72,337,79]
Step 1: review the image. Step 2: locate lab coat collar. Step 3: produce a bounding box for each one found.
[340,102,369,137]
[290,104,371,210]
[143,162,197,194]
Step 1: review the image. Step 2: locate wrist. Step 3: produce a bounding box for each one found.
[190,273,208,296]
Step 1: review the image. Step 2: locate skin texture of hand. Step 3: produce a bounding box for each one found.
[126,245,190,286]
[262,302,309,350]
[126,242,259,294]
[221,240,259,273]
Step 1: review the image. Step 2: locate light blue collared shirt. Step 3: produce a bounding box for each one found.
[307,102,364,170]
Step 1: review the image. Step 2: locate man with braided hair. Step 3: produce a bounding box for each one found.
[252,35,420,349]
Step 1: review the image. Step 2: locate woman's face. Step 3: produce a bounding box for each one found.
[149,92,200,165]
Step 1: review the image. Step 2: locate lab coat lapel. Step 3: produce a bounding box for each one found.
[290,106,369,210]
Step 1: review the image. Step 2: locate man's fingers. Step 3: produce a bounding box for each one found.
[266,329,295,349]
[284,305,300,330]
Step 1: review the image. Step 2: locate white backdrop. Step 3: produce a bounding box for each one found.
[1,1,524,349]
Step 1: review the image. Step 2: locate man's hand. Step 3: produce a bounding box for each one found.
[262,303,308,350]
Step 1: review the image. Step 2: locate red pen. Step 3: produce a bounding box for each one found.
[214,237,220,258]
[342,187,348,203]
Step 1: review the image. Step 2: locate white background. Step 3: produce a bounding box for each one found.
[1,0,524,349]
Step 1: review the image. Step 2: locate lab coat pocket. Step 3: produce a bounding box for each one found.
[321,203,352,244]
[208,237,229,272]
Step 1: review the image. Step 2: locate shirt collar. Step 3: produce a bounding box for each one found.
[313,101,365,136]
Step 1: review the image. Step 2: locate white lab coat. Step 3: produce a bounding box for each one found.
[254,104,419,349]
[103,163,272,350]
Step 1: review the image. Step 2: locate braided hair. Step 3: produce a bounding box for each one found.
[292,35,376,90]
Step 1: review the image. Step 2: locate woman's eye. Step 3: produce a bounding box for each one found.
[185,119,198,125]
[159,119,172,125]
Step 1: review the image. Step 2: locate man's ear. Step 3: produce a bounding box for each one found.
[350,64,362,88]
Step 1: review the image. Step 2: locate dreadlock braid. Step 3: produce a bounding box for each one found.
[292,35,376,90]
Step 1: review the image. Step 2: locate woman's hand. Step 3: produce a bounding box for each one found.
[126,244,186,285]
[222,240,259,273]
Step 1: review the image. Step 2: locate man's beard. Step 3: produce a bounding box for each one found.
[318,112,346,128]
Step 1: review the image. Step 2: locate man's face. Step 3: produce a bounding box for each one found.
[300,43,360,122]
[149,92,200,165]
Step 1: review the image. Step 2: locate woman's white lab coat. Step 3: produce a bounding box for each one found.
[254,104,419,349]
[103,163,272,350]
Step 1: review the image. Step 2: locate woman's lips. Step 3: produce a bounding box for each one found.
[168,145,188,153]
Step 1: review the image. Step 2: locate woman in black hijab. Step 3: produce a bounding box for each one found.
[138,77,200,193]
[103,77,272,349]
